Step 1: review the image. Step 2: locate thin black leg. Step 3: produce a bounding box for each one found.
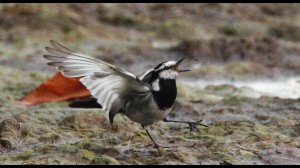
[163,118,208,132]
[141,124,160,148]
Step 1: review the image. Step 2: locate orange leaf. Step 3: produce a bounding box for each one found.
[19,72,90,106]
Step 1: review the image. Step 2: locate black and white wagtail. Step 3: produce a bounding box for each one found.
[44,40,207,148]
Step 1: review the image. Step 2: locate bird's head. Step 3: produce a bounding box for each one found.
[153,57,190,80]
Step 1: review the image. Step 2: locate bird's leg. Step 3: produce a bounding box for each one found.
[141,125,168,149]
[162,118,208,132]
[108,100,122,132]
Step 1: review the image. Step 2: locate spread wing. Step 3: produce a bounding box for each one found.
[137,68,154,88]
[43,40,150,114]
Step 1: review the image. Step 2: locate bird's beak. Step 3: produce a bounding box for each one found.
[174,57,191,73]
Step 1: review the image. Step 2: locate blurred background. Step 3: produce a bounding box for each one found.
[0,3,300,165]
[2,3,300,98]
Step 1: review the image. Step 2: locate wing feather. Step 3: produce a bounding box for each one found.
[44,40,150,114]
[50,40,74,53]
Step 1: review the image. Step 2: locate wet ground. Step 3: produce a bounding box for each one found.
[0,4,300,165]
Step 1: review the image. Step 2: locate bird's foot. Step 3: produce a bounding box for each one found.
[145,142,170,149]
[154,143,170,149]
[185,119,208,132]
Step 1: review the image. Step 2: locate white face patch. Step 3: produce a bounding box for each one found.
[159,69,178,79]
[152,78,160,91]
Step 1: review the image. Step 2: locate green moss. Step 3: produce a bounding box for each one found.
[35,145,56,155]
[92,155,120,165]
[222,96,252,106]
[60,144,78,153]
[14,150,38,161]
[77,149,96,161]
[207,126,227,137]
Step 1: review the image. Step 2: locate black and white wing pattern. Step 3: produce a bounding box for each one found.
[43,40,150,114]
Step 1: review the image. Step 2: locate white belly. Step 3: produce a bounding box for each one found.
[122,94,173,126]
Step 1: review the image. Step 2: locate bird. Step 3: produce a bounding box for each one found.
[43,40,207,148]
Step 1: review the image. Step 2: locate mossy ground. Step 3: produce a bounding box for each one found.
[0,4,300,165]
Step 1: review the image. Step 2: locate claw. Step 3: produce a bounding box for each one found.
[163,118,209,133]
[154,144,170,149]
[145,142,170,149]
[185,119,208,132]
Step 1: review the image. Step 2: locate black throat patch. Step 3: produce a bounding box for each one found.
[152,79,177,110]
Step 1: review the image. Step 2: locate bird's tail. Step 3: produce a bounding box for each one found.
[68,97,102,108]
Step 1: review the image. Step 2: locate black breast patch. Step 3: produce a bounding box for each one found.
[152,79,177,110]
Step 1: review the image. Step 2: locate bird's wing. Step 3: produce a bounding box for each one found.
[44,40,150,114]
[137,68,154,88]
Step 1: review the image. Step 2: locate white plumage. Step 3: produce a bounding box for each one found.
[43,41,204,148]
[44,40,149,115]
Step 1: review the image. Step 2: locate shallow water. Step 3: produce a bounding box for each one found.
[184,77,300,99]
